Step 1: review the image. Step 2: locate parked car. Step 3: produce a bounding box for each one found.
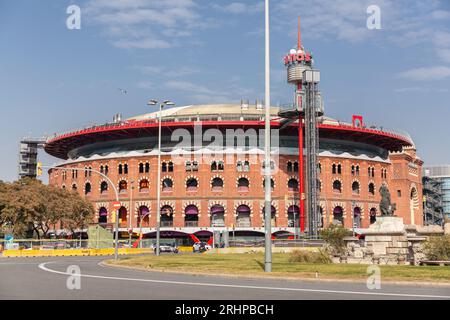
[152,243,179,254]
[192,242,212,253]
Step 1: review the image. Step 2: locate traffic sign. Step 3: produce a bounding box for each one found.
[112,201,121,209]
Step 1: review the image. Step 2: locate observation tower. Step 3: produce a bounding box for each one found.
[279,17,324,236]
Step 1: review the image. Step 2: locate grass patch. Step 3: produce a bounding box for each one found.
[106,253,450,283]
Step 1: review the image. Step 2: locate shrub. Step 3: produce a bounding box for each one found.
[423,235,450,261]
[320,224,351,256]
[288,249,331,264]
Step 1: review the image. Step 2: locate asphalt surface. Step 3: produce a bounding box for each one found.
[0,256,449,300]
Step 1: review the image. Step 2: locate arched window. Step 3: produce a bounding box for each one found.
[186,178,198,191]
[72,184,77,191]
[162,178,173,192]
[351,165,355,175]
[104,165,109,175]
[293,162,299,173]
[124,164,128,174]
[261,205,276,227]
[139,179,149,192]
[145,162,150,173]
[369,183,375,196]
[168,161,174,172]
[98,207,107,224]
[353,207,362,228]
[162,162,167,172]
[352,181,360,195]
[138,206,150,227]
[236,161,243,172]
[243,161,250,172]
[237,177,249,192]
[210,205,225,227]
[356,165,360,176]
[119,180,128,193]
[211,177,224,191]
[317,179,322,191]
[100,165,104,174]
[333,206,344,225]
[337,164,342,174]
[333,180,342,193]
[118,207,127,227]
[287,161,293,173]
[236,205,251,227]
[139,163,144,174]
[287,205,299,227]
[317,163,322,174]
[288,178,299,191]
[211,161,217,171]
[332,164,337,174]
[263,178,275,191]
[85,183,91,195]
[100,181,108,194]
[160,205,174,227]
[217,161,224,171]
[370,208,377,224]
[184,205,199,227]
[118,164,123,175]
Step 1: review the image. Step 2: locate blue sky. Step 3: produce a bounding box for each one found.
[1,0,449,182]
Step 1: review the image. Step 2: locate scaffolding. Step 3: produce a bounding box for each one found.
[422,175,444,226]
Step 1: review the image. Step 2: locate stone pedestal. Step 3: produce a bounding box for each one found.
[363,216,409,260]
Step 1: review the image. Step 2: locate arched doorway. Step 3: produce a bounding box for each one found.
[98,207,107,224]
[184,205,199,227]
[118,207,127,228]
[333,206,344,225]
[160,205,174,227]
[236,205,251,227]
[353,207,361,228]
[137,206,150,227]
[210,205,225,227]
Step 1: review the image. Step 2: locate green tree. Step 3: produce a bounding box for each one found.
[0,178,94,239]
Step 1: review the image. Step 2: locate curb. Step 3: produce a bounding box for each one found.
[100,260,450,288]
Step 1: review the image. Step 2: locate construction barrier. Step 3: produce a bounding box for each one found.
[2,248,151,258]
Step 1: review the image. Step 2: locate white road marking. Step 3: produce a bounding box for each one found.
[38,261,450,299]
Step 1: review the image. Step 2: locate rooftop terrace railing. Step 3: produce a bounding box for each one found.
[46,111,414,146]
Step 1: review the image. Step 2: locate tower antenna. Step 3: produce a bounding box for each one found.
[297,16,302,50]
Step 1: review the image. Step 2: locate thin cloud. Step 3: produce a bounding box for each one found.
[84,0,205,49]
[212,2,263,14]
[398,66,450,81]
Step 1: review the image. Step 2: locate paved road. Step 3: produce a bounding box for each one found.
[0,256,449,300]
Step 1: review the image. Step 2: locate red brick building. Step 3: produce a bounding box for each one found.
[45,104,423,242]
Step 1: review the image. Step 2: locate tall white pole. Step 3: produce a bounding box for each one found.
[264,0,272,273]
[156,104,162,256]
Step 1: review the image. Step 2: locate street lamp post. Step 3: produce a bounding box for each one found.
[263,0,272,273]
[139,211,150,248]
[41,165,120,259]
[147,99,175,256]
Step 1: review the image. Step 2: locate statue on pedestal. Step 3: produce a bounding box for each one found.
[379,183,396,216]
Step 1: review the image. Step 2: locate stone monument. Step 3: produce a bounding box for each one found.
[363,183,409,264]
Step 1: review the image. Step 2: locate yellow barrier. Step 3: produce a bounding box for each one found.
[2,248,151,258]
